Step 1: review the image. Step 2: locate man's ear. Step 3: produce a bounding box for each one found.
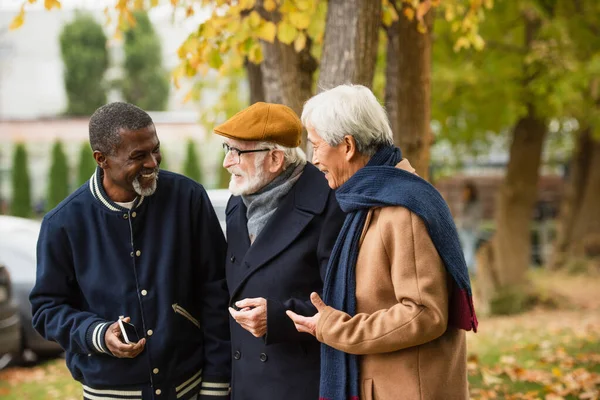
[268,149,285,173]
[93,151,108,169]
[343,135,358,162]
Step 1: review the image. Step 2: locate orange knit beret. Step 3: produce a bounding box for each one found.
[213,102,302,148]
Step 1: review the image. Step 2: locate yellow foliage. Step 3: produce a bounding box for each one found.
[257,21,277,43]
[403,7,415,22]
[417,20,427,34]
[277,21,298,45]
[289,11,311,30]
[248,41,263,64]
[294,32,306,52]
[186,6,194,17]
[44,0,61,10]
[294,0,312,11]
[9,8,25,30]
[264,0,278,12]
[248,11,262,29]
[416,1,431,20]
[453,36,470,52]
[382,0,399,27]
[239,0,257,10]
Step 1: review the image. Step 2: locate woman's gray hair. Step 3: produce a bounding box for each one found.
[255,141,307,170]
[301,84,394,157]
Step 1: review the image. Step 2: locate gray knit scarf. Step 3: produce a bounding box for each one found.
[242,161,305,243]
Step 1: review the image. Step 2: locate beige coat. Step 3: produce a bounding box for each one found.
[316,160,468,400]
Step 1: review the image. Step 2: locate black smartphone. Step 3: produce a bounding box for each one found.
[118,319,140,344]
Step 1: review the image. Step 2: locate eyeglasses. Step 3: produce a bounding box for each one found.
[222,143,271,165]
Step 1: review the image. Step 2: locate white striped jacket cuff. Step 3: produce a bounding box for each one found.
[85,321,113,356]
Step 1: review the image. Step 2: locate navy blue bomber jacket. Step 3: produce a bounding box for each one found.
[30,168,231,400]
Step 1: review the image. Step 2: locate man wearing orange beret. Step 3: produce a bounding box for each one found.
[213,102,345,400]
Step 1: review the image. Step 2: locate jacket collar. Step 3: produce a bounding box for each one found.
[88,167,145,212]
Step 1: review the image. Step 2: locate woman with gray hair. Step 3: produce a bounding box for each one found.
[287,84,478,400]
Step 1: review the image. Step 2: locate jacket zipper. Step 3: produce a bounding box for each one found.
[172,304,201,329]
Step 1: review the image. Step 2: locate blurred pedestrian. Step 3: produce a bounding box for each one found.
[458,181,482,274]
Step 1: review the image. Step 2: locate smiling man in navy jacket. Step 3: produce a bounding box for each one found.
[30,102,231,400]
[213,102,345,400]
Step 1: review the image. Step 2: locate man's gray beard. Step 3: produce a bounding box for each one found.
[229,164,273,196]
[132,171,159,197]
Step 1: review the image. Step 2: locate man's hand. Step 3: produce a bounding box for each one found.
[228,297,267,338]
[105,317,146,358]
[286,292,326,338]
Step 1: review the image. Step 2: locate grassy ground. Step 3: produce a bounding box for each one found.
[1,271,598,400]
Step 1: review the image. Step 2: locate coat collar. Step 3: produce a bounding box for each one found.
[226,163,329,298]
[88,167,146,212]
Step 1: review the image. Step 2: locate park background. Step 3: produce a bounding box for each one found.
[0,0,599,399]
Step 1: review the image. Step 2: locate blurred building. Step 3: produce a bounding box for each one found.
[0,113,225,208]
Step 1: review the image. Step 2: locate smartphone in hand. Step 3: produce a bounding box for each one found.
[118,319,140,344]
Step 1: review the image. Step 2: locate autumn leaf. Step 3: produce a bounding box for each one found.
[416,0,431,21]
[44,0,61,10]
[294,32,306,52]
[289,11,311,30]
[403,7,415,22]
[263,0,277,12]
[248,11,262,29]
[277,21,298,45]
[9,8,25,30]
[382,2,399,27]
[248,41,263,63]
[257,21,277,43]
[295,0,312,11]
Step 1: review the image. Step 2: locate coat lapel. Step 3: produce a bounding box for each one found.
[229,163,328,301]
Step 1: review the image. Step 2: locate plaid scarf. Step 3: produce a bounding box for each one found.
[319,145,478,400]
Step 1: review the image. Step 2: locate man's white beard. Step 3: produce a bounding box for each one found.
[132,170,159,197]
[228,165,270,196]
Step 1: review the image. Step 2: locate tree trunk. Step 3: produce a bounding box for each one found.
[260,40,317,147]
[245,59,265,104]
[550,128,593,269]
[569,134,600,260]
[317,0,381,90]
[493,110,547,287]
[385,2,433,180]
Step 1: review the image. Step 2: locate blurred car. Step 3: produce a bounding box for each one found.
[206,189,231,233]
[0,263,21,369]
[0,216,63,364]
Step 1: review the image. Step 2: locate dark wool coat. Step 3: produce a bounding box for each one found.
[225,163,345,400]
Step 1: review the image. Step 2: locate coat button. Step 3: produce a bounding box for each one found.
[153,368,159,374]
[230,255,236,263]
[155,389,161,395]
[141,290,148,296]
[259,353,268,362]
[132,212,137,218]
[136,250,141,257]
[233,351,241,360]
[123,214,128,219]
[147,329,153,336]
